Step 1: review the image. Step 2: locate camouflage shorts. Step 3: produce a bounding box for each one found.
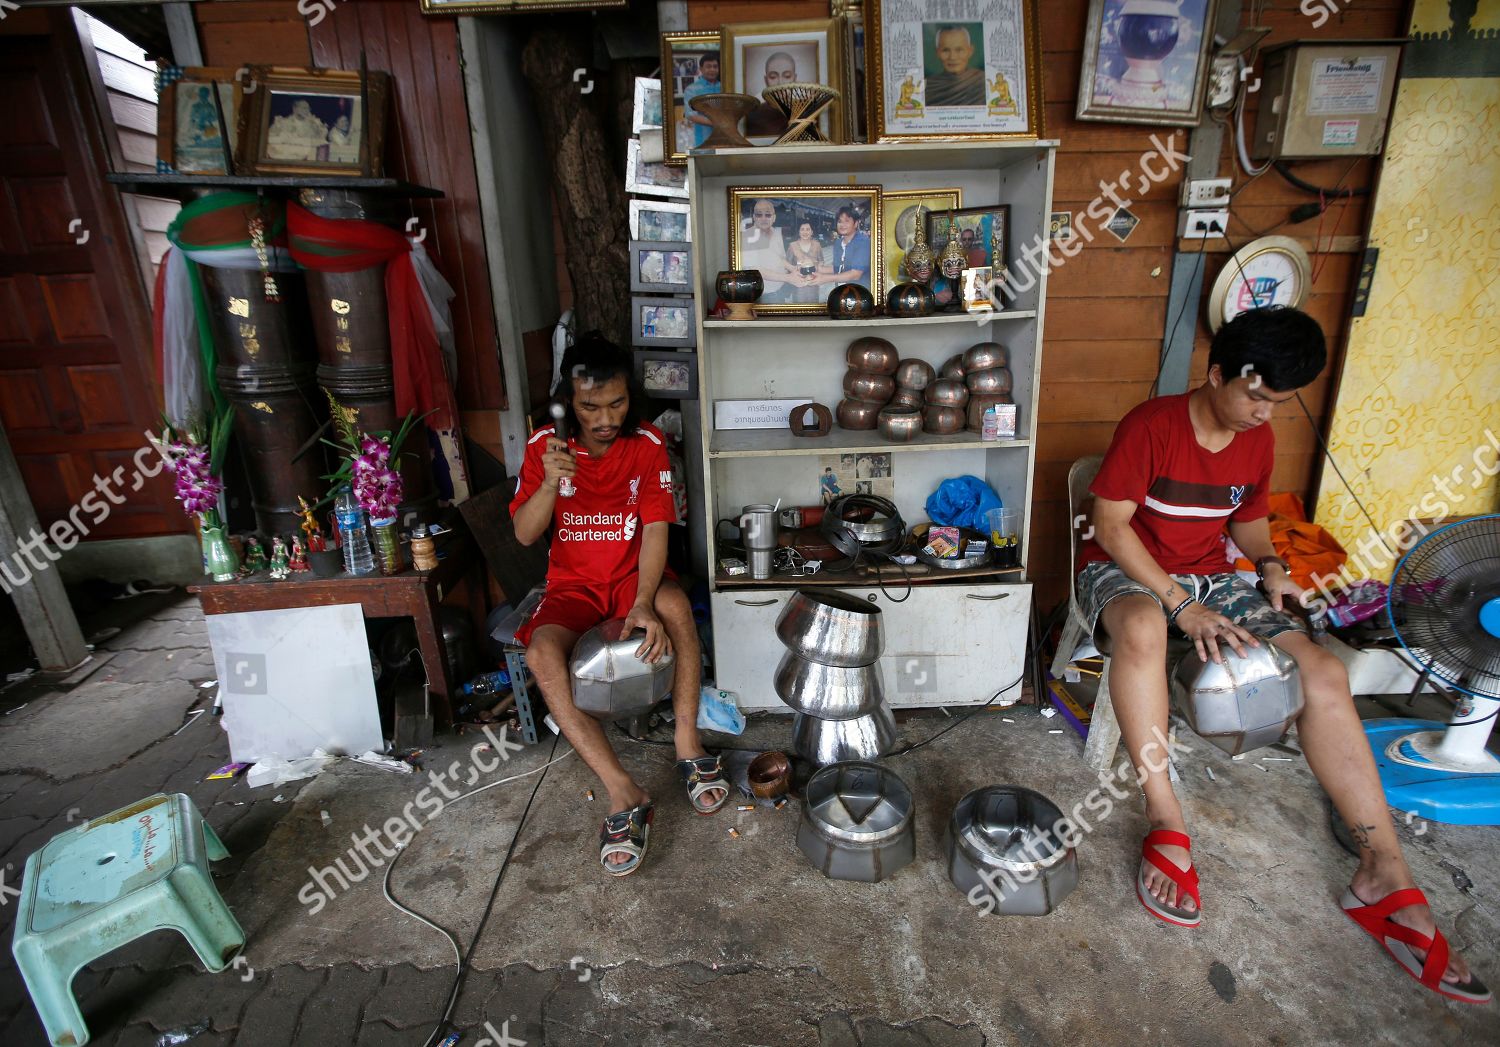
[1076,560,1306,648]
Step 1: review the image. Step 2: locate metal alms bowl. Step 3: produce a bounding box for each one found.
[943,785,1079,915]
[965,366,1013,396]
[878,406,923,443]
[845,336,900,375]
[889,387,925,412]
[843,370,896,404]
[962,341,1008,372]
[924,378,970,408]
[797,760,915,882]
[748,750,792,798]
[775,588,885,667]
[836,398,881,430]
[922,404,966,435]
[569,618,675,721]
[774,650,886,719]
[939,354,967,381]
[792,705,898,765]
[894,358,937,391]
[1170,640,1304,756]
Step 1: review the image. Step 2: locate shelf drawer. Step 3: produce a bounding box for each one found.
[710,582,1031,711]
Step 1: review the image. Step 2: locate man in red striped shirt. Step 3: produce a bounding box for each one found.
[1078,307,1485,1001]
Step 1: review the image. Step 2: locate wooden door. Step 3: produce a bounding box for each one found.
[0,13,182,540]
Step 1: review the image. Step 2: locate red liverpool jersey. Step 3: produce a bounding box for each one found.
[1077,393,1273,575]
[510,422,677,587]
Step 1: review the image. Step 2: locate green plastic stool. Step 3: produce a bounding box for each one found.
[10,793,244,1047]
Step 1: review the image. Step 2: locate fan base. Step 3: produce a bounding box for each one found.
[1365,718,1500,826]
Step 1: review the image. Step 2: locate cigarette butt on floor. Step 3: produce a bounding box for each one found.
[1048,729,1063,734]
[1257,764,1270,772]
[736,804,755,812]
[728,827,741,838]
[774,798,788,810]
[585,789,594,802]
[1206,767,1217,782]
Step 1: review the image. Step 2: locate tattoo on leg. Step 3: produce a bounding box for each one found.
[1350,823,1378,851]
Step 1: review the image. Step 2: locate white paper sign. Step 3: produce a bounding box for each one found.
[1307,57,1386,115]
[713,398,811,430]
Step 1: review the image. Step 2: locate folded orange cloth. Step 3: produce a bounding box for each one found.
[1232,492,1348,589]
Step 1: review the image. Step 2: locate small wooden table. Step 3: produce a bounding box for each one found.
[189,533,485,747]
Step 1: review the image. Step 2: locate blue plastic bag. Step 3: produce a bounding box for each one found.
[925,475,1003,532]
[697,687,746,735]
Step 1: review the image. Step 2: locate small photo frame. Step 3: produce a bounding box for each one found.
[629,240,693,294]
[1077,0,1219,126]
[881,187,961,294]
[961,267,994,312]
[236,66,389,176]
[636,350,699,400]
[629,199,692,242]
[632,76,663,133]
[155,66,243,175]
[632,296,695,348]
[927,205,1010,273]
[728,186,882,315]
[660,30,721,165]
[625,138,688,199]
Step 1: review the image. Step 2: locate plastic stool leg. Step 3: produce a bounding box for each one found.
[169,870,246,973]
[201,822,230,862]
[12,945,90,1047]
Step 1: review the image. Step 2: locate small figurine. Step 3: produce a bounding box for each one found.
[268,536,290,580]
[297,495,327,553]
[288,534,310,572]
[239,537,268,576]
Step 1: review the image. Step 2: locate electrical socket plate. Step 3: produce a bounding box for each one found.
[1179,209,1229,239]
[1184,178,1232,209]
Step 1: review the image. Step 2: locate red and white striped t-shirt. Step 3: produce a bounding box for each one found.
[1077,393,1273,575]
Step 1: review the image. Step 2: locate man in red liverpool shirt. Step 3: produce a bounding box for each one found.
[1078,307,1486,1002]
[512,335,727,877]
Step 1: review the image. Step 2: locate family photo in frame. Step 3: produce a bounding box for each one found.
[728,187,882,314]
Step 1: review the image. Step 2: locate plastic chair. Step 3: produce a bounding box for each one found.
[490,584,546,744]
[11,793,243,1047]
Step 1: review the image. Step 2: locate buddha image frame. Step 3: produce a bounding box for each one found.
[236,67,389,176]
[866,0,1043,143]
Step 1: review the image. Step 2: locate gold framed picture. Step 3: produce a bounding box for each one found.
[236,67,389,177]
[866,0,1043,143]
[660,31,721,166]
[728,185,881,315]
[156,66,244,175]
[720,18,848,146]
[880,187,962,295]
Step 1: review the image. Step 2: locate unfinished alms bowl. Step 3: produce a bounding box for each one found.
[1170,640,1304,756]
[943,785,1079,915]
[569,618,675,721]
[797,760,915,881]
[774,650,886,719]
[775,588,884,667]
[791,705,897,765]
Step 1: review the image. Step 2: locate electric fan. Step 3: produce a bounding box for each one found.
[1364,513,1500,825]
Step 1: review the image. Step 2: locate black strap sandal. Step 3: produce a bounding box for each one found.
[599,801,653,877]
[676,754,729,815]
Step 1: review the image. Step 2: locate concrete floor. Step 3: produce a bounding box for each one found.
[1,592,1497,1045]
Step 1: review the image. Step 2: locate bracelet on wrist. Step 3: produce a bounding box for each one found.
[1166,596,1196,624]
[1255,555,1289,579]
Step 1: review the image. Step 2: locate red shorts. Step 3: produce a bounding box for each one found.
[515,572,674,648]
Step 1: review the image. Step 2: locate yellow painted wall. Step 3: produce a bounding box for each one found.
[1313,0,1500,579]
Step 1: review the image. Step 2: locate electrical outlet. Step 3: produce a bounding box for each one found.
[1183,178,1232,209]
[1179,209,1229,239]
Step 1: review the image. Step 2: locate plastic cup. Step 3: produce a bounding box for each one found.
[986,507,1019,567]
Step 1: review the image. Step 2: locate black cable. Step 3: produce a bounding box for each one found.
[1292,390,1395,558]
[419,730,562,1047]
[1150,233,1211,398]
[886,669,1027,758]
[1273,160,1370,199]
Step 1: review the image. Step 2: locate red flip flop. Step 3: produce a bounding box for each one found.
[1136,829,1201,928]
[1341,887,1492,1004]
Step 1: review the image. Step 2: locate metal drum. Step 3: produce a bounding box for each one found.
[1170,642,1304,756]
[775,589,884,667]
[797,761,915,882]
[791,706,897,764]
[568,619,675,721]
[943,785,1078,916]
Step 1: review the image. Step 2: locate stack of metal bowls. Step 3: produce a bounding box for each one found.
[797,761,915,882]
[774,589,895,764]
[943,785,1078,915]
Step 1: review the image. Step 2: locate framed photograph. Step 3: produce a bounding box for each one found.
[1077,0,1218,126]
[881,187,962,294]
[632,296,695,348]
[728,186,881,315]
[419,0,624,12]
[961,267,995,312]
[721,18,847,146]
[867,0,1043,142]
[833,1,866,142]
[236,67,389,176]
[632,76,663,133]
[636,351,699,400]
[629,199,691,243]
[660,31,721,165]
[927,205,1009,310]
[629,240,692,294]
[156,66,243,175]
[625,138,688,199]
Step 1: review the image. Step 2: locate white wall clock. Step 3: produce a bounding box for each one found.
[1207,235,1312,332]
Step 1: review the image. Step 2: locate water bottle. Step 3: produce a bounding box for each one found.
[460,668,512,698]
[334,487,376,576]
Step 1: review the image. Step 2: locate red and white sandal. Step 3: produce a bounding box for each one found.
[1136,829,1201,928]
[1341,887,1492,1004]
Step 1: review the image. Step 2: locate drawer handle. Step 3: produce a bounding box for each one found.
[733,599,779,607]
[966,593,1010,601]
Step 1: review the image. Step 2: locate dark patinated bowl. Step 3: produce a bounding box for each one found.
[717,269,765,303]
[885,282,936,318]
[828,283,876,319]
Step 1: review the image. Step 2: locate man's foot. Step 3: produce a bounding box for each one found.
[602,783,651,869]
[1347,875,1480,992]
[675,742,727,811]
[676,753,729,815]
[1137,828,1201,927]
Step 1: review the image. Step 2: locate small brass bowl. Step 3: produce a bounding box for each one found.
[894,358,936,391]
[966,367,1013,396]
[827,283,876,320]
[878,406,923,443]
[845,336,899,375]
[843,370,895,403]
[749,750,792,799]
[963,341,1008,372]
[924,378,970,408]
[923,404,966,435]
[837,398,881,430]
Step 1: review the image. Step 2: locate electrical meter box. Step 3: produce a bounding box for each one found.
[1251,41,1403,160]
